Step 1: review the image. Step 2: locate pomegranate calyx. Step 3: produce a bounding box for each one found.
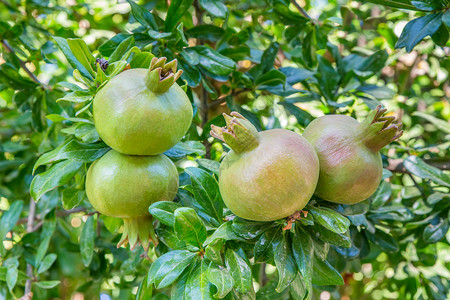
[117,216,158,252]
[359,105,403,151]
[145,57,183,93]
[210,111,260,153]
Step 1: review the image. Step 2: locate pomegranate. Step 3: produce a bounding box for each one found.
[93,57,193,155]
[211,112,319,221]
[303,105,403,204]
[85,149,179,250]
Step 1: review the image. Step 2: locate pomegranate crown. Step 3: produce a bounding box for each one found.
[145,57,183,93]
[360,105,403,151]
[211,112,260,153]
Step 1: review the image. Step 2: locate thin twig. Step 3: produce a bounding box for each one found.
[207,88,252,110]
[289,0,315,22]
[1,40,45,87]
[23,199,36,299]
[387,158,449,174]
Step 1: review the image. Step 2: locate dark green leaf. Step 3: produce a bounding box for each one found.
[293,226,313,295]
[0,200,24,246]
[311,256,344,285]
[279,67,314,84]
[279,102,314,127]
[6,265,17,291]
[366,229,399,253]
[312,224,352,248]
[30,160,83,202]
[411,0,444,11]
[108,36,135,62]
[136,274,153,300]
[185,258,214,300]
[396,13,443,52]
[207,267,234,298]
[185,167,223,225]
[67,38,96,77]
[232,218,271,239]
[127,0,158,30]
[80,215,95,266]
[204,238,225,265]
[37,253,57,274]
[423,218,449,243]
[148,250,197,289]
[51,36,93,80]
[164,141,206,159]
[254,227,281,263]
[165,0,195,32]
[149,201,182,227]
[404,156,450,187]
[186,25,225,41]
[192,46,236,76]
[203,221,243,246]
[225,249,252,294]
[369,181,392,210]
[273,233,297,292]
[199,0,228,18]
[174,207,207,249]
[308,206,350,234]
[255,69,286,87]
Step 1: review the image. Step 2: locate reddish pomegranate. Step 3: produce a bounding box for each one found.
[211,112,319,221]
[303,105,403,204]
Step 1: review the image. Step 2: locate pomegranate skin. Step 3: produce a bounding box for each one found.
[218,129,319,221]
[303,106,402,204]
[303,115,382,204]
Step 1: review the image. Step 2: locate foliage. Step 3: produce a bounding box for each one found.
[0,0,449,299]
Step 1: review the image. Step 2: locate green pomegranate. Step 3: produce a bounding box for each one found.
[85,149,178,250]
[303,105,403,204]
[211,112,319,221]
[93,57,193,155]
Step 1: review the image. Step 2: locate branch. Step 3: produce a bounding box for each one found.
[16,207,87,225]
[387,158,450,174]
[1,40,45,87]
[290,0,315,22]
[207,88,251,109]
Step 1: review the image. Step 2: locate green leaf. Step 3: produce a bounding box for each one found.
[185,167,223,225]
[413,112,450,134]
[185,258,214,300]
[75,123,99,143]
[366,229,399,253]
[52,36,94,80]
[30,160,83,202]
[317,55,339,100]
[149,201,182,227]
[6,265,17,291]
[98,33,130,57]
[148,250,197,289]
[67,38,96,77]
[273,233,297,293]
[395,13,443,52]
[312,225,352,248]
[404,156,450,187]
[136,274,153,300]
[37,253,57,274]
[423,218,449,243]
[35,212,56,267]
[33,140,109,173]
[311,256,344,286]
[127,0,158,30]
[225,249,252,294]
[130,52,155,69]
[174,207,207,249]
[164,141,206,159]
[443,9,450,27]
[369,181,392,210]
[232,218,271,239]
[56,90,93,103]
[179,59,202,87]
[279,102,314,127]
[204,239,225,265]
[411,0,444,11]
[191,46,236,76]
[203,221,243,246]
[108,36,135,63]
[308,206,350,234]
[80,215,95,266]
[254,227,280,263]
[361,0,421,10]
[0,200,23,247]
[33,280,60,289]
[207,267,234,299]
[292,226,313,297]
[156,227,187,250]
[255,69,286,87]
[165,0,195,32]
[186,25,225,41]
[199,0,228,18]
[431,24,449,47]
[279,67,314,84]
[62,188,85,210]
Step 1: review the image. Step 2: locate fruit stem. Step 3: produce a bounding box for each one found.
[117,215,158,251]
[358,105,403,152]
[145,57,183,93]
[211,112,260,153]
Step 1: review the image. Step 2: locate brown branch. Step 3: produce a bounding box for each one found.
[207,88,251,110]
[290,0,315,23]
[1,40,45,87]
[23,199,36,299]
[387,158,450,174]
[16,207,87,225]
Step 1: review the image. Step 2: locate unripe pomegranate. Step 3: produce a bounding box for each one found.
[211,112,319,221]
[86,150,179,250]
[93,57,193,155]
[303,105,403,204]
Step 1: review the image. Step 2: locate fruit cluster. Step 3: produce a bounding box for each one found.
[85,57,192,250]
[211,106,403,221]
